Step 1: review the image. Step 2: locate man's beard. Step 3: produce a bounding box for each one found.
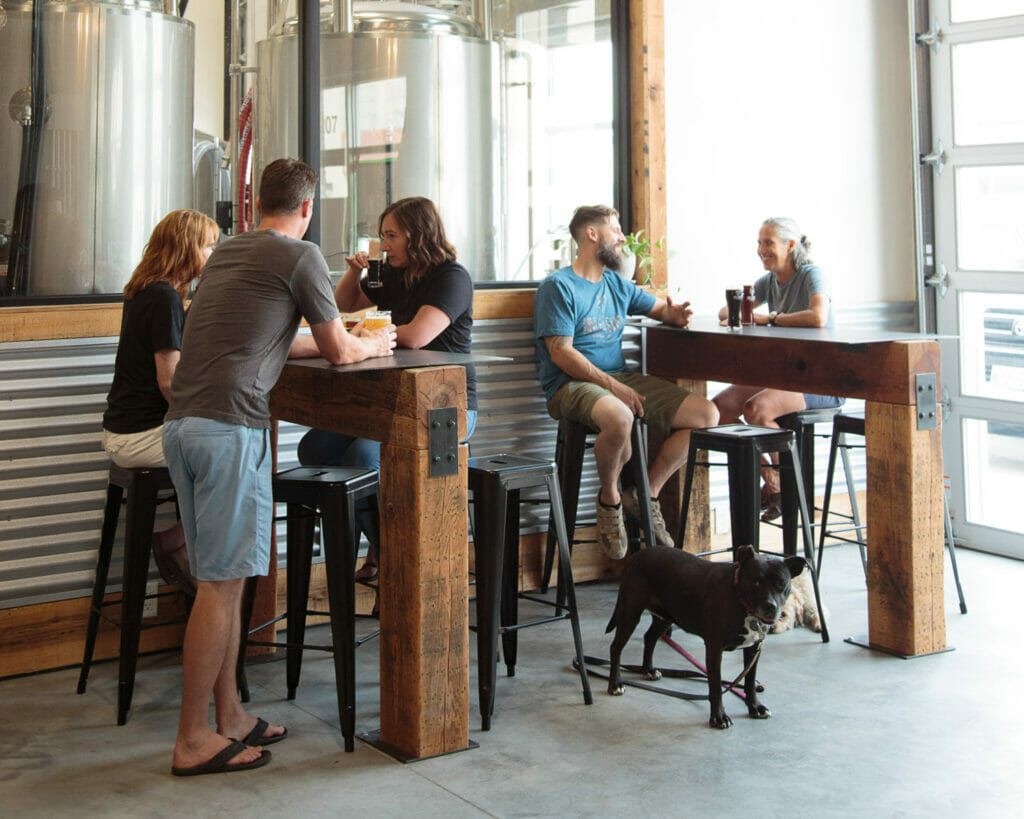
[597,240,623,271]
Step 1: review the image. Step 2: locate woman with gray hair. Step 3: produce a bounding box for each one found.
[714,216,843,520]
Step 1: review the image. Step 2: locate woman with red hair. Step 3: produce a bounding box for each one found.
[102,208,219,592]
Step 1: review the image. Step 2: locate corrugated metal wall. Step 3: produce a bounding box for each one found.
[0,301,913,610]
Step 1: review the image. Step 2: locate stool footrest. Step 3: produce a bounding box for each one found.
[247,639,335,652]
[502,613,571,632]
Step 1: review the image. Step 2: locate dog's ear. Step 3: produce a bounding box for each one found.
[784,555,808,577]
[736,544,757,563]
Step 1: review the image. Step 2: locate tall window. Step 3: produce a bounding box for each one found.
[495,1,617,282]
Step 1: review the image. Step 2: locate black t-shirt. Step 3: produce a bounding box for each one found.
[103,281,185,434]
[361,260,477,409]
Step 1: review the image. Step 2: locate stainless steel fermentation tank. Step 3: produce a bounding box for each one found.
[0,1,193,298]
[254,3,498,277]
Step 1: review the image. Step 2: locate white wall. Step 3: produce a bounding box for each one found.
[664,1,918,316]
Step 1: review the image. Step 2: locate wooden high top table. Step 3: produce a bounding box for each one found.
[643,319,946,657]
[270,350,480,761]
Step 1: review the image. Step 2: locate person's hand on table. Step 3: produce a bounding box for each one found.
[665,296,693,328]
[365,324,397,357]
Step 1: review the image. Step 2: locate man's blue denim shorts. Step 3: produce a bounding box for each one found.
[162,416,272,581]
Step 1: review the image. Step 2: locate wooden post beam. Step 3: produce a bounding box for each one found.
[629,0,667,289]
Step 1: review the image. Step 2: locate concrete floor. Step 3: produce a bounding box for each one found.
[2,543,1021,818]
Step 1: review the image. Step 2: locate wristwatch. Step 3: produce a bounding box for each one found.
[768,311,779,325]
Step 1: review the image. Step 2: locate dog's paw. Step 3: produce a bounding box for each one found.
[709,712,733,729]
[771,609,793,634]
[607,683,625,696]
[642,668,663,682]
[747,703,772,720]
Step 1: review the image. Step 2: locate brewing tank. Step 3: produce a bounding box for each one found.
[254,3,498,277]
[0,1,193,299]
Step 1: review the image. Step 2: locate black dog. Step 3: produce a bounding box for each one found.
[605,544,806,729]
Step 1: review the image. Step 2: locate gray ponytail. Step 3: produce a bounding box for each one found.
[763,216,812,269]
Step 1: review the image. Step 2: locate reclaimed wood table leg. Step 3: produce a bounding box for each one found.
[269,361,471,758]
[864,400,946,656]
[378,442,469,758]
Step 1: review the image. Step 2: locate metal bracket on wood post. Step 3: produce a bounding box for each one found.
[428,407,459,477]
[916,373,938,430]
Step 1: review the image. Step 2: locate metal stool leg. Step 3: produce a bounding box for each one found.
[780,442,829,643]
[839,436,868,577]
[285,503,316,700]
[817,427,867,579]
[78,482,124,695]
[545,471,592,706]
[726,446,761,551]
[816,426,841,577]
[677,440,699,547]
[543,421,586,592]
[472,473,508,731]
[500,488,522,676]
[321,496,358,752]
[625,419,656,549]
[943,489,968,615]
[117,470,160,725]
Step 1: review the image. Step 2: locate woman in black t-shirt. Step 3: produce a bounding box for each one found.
[298,197,475,579]
[102,208,219,591]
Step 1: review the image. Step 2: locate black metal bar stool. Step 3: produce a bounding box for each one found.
[540,417,656,591]
[776,406,841,509]
[677,424,829,642]
[468,453,593,730]
[817,413,967,614]
[236,466,379,752]
[77,464,188,724]
[816,413,868,576]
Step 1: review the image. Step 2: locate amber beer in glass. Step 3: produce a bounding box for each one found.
[364,309,391,330]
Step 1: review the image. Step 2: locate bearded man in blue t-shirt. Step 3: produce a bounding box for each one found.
[534,205,719,560]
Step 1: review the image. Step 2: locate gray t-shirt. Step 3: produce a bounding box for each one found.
[753,263,833,329]
[166,229,340,428]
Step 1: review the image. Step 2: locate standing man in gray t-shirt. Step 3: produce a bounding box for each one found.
[163,159,396,777]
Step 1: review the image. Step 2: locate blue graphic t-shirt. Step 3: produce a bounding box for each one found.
[534,266,656,401]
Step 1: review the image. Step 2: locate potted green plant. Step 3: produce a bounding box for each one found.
[621,230,662,286]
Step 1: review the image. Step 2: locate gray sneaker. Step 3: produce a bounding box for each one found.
[595,499,628,559]
[621,486,675,548]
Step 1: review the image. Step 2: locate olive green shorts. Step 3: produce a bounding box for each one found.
[546,372,692,440]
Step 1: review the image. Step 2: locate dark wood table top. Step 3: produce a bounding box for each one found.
[634,316,949,345]
[284,349,508,373]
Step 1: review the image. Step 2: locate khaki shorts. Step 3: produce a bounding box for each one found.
[546,372,692,440]
[102,425,166,468]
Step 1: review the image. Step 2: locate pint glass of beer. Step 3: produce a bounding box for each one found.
[364,309,391,330]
